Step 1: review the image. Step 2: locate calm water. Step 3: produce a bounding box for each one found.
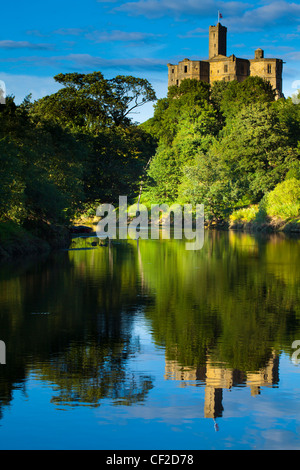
[1,230,300,450]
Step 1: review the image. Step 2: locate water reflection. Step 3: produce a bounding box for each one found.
[0,230,300,424]
[164,351,279,420]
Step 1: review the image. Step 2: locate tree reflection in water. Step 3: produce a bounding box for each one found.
[0,230,300,417]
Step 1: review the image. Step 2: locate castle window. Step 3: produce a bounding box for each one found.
[267,64,272,74]
[184,65,188,73]
[224,65,228,73]
[172,69,174,73]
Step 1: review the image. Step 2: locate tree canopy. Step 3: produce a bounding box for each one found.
[32,72,157,131]
[142,76,300,221]
[1,70,300,245]
[0,72,157,240]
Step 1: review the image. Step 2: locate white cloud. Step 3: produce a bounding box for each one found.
[0,40,54,50]
[0,52,167,73]
[53,28,87,36]
[86,29,162,43]
[115,0,249,19]
[114,0,300,33]
[0,72,60,104]
[226,1,300,31]
[64,53,167,71]
[178,27,208,39]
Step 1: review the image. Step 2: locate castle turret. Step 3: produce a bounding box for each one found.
[209,22,227,58]
[255,48,264,59]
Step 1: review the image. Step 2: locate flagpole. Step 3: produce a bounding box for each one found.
[217,10,219,23]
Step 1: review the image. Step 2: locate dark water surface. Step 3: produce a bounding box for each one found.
[1,230,300,450]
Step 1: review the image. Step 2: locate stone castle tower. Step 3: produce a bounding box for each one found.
[167,23,283,97]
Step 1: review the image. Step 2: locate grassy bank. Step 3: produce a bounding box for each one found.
[229,214,300,233]
[228,178,300,233]
[0,221,70,261]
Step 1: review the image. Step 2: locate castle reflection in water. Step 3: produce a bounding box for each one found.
[164,352,279,419]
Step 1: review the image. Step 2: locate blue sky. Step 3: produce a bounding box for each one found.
[1,0,300,122]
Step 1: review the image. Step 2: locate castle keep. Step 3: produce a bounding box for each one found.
[167,23,283,97]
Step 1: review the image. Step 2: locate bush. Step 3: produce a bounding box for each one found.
[229,205,259,223]
[262,178,300,220]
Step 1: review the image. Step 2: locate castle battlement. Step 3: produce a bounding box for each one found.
[167,23,283,97]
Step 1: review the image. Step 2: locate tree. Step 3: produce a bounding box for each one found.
[83,125,156,204]
[142,79,211,145]
[187,102,299,219]
[142,74,300,222]
[273,96,300,148]
[217,103,297,201]
[0,95,85,227]
[216,76,276,119]
[32,72,157,131]
[178,151,234,220]
[106,75,157,126]
[143,101,221,205]
[0,137,24,222]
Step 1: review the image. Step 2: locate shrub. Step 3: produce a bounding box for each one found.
[229,205,259,223]
[262,178,300,220]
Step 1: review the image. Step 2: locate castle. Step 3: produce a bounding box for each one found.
[167,23,284,98]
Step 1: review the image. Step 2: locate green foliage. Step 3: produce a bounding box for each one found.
[0,137,25,222]
[272,97,300,148]
[142,81,222,206]
[2,68,300,241]
[83,125,155,204]
[177,150,235,220]
[143,77,300,222]
[262,178,300,220]
[0,96,85,226]
[216,75,276,119]
[32,72,157,131]
[230,178,300,223]
[229,205,259,223]
[211,102,297,203]
[0,72,156,245]
[142,79,211,145]
[286,160,300,180]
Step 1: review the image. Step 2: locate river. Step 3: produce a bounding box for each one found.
[0,229,300,450]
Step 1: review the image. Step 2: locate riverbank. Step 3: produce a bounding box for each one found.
[0,221,70,261]
[1,213,299,262]
[75,212,300,235]
[228,216,300,233]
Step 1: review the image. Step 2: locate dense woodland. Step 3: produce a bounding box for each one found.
[0,72,156,249]
[0,72,300,251]
[141,76,300,223]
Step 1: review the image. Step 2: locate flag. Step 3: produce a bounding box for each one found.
[219,12,223,18]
